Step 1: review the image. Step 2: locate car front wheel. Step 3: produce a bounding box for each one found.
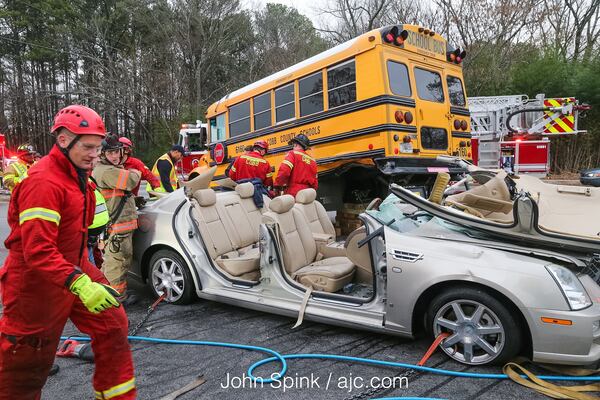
[426,286,522,366]
[148,249,196,305]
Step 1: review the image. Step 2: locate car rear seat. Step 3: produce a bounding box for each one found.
[293,189,346,258]
[190,188,260,281]
[264,195,355,292]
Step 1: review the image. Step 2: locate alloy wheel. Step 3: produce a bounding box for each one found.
[432,299,505,365]
[151,257,185,303]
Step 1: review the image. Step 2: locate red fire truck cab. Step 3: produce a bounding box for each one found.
[176,121,210,180]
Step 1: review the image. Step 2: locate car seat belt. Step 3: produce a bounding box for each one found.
[292,285,313,329]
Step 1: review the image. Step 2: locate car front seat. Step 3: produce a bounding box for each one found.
[293,188,346,258]
[264,195,355,292]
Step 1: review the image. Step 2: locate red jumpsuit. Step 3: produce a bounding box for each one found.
[124,156,159,195]
[0,145,136,400]
[229,151,274,187]
[275,149,318,197]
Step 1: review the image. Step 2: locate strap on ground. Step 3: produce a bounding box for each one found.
[159,375,206,400]
[504,362,600,399]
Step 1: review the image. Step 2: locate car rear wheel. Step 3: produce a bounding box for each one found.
[148,249,195,305]
[426,287,522,366]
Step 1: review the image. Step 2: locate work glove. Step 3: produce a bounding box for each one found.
[69,274,120,313]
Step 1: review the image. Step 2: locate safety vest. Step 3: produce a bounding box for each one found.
[147,153,177,193]
[89,188,109,230]
[5,161,29,192]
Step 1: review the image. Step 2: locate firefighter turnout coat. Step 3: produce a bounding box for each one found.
[92,162,141,235]
[0,145,136,399]
[124,156,159,195]
[3,160,31,192]
[229,151,274,187]
[275,149,318,197]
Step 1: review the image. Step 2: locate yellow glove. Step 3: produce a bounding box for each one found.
[69,274,120,313]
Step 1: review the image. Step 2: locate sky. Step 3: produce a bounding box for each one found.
[243,0,334,28]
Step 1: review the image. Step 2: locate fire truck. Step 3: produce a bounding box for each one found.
[469,94,589,176]
[176,121,210,180]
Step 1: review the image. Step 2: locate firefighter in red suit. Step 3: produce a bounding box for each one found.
[119,136,160,195]
[228,140,274,187]
[275,134,318,197]
[0,105,136,399]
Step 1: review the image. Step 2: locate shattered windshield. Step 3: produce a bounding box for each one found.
[366,193,496,241]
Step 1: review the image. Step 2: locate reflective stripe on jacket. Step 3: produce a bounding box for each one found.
[89,188,109,230]
[3,161,30,192]
[92,162,141,235]
[275,149,318,197]
[147,153,177,193]
[229,151,273,187]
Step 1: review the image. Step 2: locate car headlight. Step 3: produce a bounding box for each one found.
[546,264,592,310]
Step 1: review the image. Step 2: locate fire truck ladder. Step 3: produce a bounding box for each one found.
[468,94,588,169]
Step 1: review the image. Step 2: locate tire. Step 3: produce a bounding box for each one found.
[148,249,196,305]
[426,286,522,366]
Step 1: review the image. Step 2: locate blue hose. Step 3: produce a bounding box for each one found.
[60,335,286,383]
[61,335,600,383]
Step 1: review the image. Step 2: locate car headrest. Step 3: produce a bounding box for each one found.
[295,188,316,204]
[269,195,295,214]
[235,182,254,199]
[194,189,216,207]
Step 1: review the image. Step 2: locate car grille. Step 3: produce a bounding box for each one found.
[583,254,600,285]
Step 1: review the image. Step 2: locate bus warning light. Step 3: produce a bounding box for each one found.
[404,111,414,124]
[461,120,468,130]
[453,120,461,130]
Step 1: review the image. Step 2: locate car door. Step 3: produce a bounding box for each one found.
[411,62,452,158]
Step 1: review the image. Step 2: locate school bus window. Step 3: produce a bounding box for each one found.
[299,71,324,117]
[447,76,466,107]
[414,67,444,103]
[209,114,226,142]
[229,100,251,137]
[421,127,448,150]
[275,83,295,123]
[253,92,271,130]
[327,59,356,108]
[387,60,411,97]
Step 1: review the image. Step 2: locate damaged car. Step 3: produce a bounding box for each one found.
[131,165,600,367]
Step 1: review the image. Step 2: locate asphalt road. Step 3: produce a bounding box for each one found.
[0,196,550,400]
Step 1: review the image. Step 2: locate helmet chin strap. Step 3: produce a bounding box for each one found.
[59,134,83,170]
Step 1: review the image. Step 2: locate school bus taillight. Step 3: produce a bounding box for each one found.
[394,110,404,123]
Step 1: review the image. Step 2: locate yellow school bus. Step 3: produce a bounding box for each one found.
[205,24,471,206]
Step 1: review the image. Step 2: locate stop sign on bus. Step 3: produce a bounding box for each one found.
[213,142,226,164]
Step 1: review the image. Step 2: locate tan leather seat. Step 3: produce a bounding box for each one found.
[235,182,269,228]
[264,195,355,292]
[344,227,373,284]
[191,189,260,281]
[294,189,346,258]
[444,171,514,223]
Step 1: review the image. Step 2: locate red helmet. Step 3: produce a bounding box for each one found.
[253,140,269,152]
[50,105,106,137]
[119,137,133,148]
